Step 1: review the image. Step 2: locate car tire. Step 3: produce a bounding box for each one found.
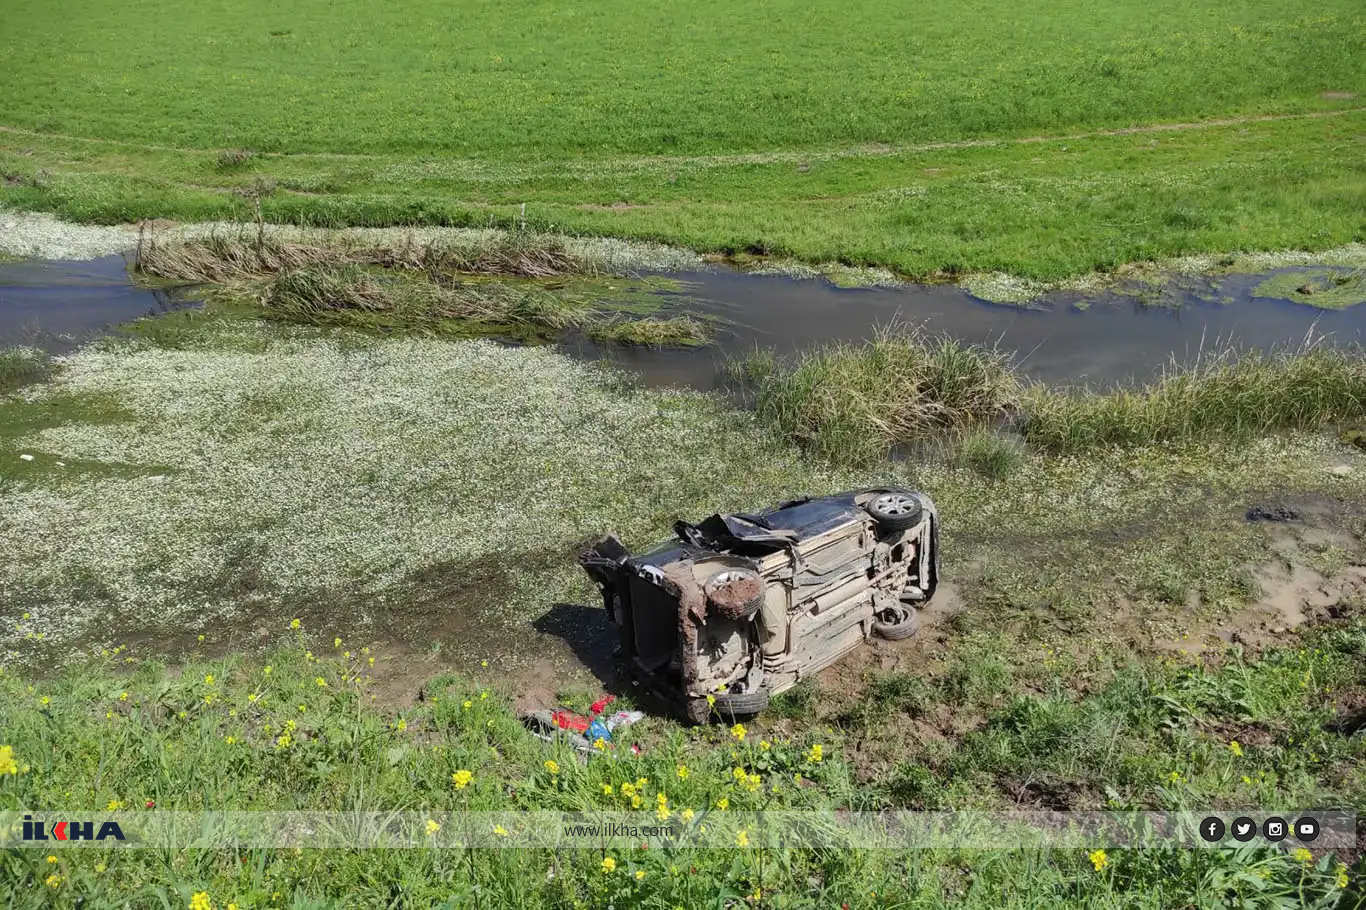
[873,610,922,640]
[711,688,770,720]
[864,490,924,532]
[703,568,766,621]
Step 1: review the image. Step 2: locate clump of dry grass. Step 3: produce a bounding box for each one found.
[136,226,591,283]
[137,228,342,282]
[370,231,586,279]
[252,264,594,332]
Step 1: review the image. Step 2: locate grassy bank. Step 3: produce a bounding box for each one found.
[1,0,1363,280]
[731,330,1366,462]
[3,323,1366,905]
[1,623,1361,907]
[4,111,1363,283]
[3,0,1359,155]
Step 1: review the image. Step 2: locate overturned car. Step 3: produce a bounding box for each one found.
[580,488,939,722]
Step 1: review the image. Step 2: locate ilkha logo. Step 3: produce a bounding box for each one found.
[21,815,125,842]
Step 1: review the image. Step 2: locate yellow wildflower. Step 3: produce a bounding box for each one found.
[544,759,560,776]
[315,677,327,688]
[635,870,646,881]
[681,808,695,823]
[593,737,607,751]
[1228,741,1243,757]
[601,856,617,873]
[631,794,643,809]
[189,893,211,910]
[395,719,407,732]
[289,619,300,630]
[706,694,716,707]
[425,819,441,836]
[452,769,473,789]
[0,745,20,776]
[760,740,771,751]
[46,855,58,863]
[807,744,824,763]
[45,874,60,889]
[119,692,129,701]
[1293,848,1313,864]
[735,829,750,847]
[333,637,342,648]
[716,797,729,810]
[731,723,746,741]
[263,666,272,676]
[463,700,473,709]
[493,824,509,838]
[602,784,614,796]
[1335,863,1349,888]
[1089,849,1108,871]
[676,764,689,781]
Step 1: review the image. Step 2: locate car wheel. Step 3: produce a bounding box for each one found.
[704,568,766,620]
[865,490,924,532]
[873,609,922,641]
[711,688,770,720]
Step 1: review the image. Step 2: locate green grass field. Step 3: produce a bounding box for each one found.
[1,0,1363,277]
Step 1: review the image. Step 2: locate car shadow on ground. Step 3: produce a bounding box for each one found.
[533,602,621,688]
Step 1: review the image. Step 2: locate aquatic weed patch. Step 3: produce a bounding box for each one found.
[0,333,833,662]
[1253,269,1366,310]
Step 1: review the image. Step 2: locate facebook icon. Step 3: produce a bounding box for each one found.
[1199,816,1226,842]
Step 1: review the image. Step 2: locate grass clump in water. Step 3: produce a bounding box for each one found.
[0,346,55,394]
[136,227,592,283]
[732,325,1021,465]
[586,315,709,348]
[1022,344,1366,453]
[245,264,710,344]
[958,429,1027,480]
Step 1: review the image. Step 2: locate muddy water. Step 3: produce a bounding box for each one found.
[3,257,1363,390]
[567,267,1366,390]
[0,256,194,352]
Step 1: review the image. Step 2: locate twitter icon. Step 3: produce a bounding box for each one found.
[1231,817,1256,842]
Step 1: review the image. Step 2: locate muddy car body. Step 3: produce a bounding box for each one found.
[580,488,939,721]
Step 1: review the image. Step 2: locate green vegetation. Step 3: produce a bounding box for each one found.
[957,429,1027,481]
[0,627,1361,906]
[1,0,1364,279]
[131,232,710,343]
[1253,269,1366,310]
[1024,347,1366,452]
[3,324,1366,904]
[736,326,1021,465]
[3,0,1359,155]
[733,331,1366,461]
[585,316,709,348]
[0,347,53,395]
